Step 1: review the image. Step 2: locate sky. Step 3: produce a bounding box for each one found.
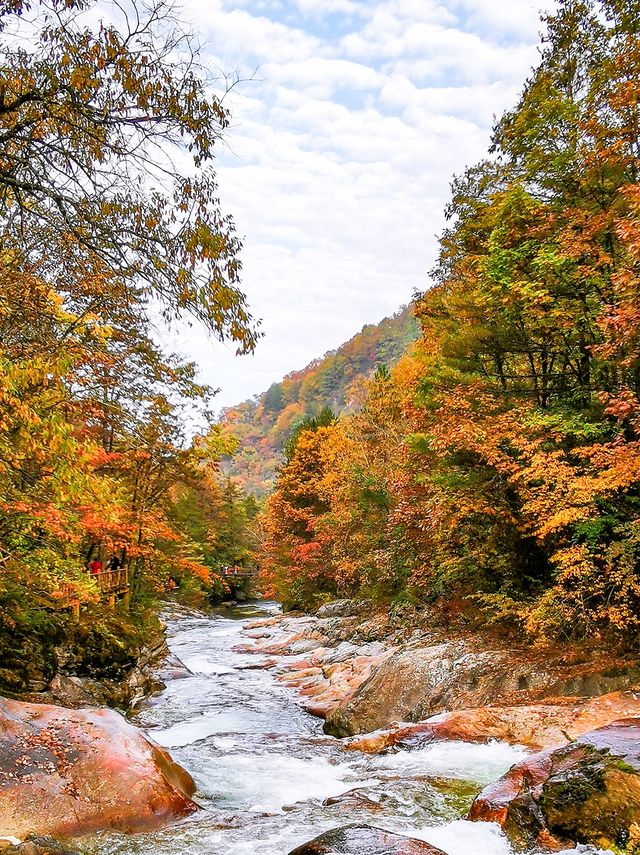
[167,0,556,412]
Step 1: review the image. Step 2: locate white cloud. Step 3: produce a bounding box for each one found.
[168,0,555,410]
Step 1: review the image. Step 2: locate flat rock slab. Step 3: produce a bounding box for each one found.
[288,824,446,855]
[346,690,640,753]
[0,696,197,838]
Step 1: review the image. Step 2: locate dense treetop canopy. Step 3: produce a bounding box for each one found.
[0,0,259,348]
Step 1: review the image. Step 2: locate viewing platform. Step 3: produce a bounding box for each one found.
[51,570,130,619]
[220,567,258,600]
[221,569,257,579]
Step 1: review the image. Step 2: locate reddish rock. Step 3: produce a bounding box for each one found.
[272,643,392,721]
[236,658,277,670]
[469,718,640,849]
[0,696,197,838]
[288,824,446,854]
[346,691,640,753]
[243,616,283,629]
[323,643,561,737]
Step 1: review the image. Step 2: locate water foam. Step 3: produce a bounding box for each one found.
[409,819,514,855]
[149,711,253,747]
[369,740,528,785]
[195,753,380,813]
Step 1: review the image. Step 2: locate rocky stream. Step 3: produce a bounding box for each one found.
[3,600,639,855]
[77,601,631,855]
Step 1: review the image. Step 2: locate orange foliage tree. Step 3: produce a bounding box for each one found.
[261,0,640,646]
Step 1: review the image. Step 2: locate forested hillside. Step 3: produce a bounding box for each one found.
[219,307,419,496]
[0,0,257,693]
[261,0,640,648]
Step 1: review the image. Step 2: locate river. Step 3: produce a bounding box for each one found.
[91,602,596,855]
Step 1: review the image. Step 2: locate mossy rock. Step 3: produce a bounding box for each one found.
[471,718,640,850]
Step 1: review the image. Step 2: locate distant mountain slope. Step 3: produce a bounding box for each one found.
[219,306,419,497]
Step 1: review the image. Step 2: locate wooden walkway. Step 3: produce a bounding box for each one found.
[53,570,130,619]
[52,568,256,618]
[221,570,257,579]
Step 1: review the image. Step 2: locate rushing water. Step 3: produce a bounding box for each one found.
[88,603,590,855]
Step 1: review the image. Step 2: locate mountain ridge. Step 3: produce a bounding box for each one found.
[219,305,419,497]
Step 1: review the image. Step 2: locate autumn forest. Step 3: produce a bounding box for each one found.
[260,0,640,647]
[2,0,640,702]
[0,0,259,690]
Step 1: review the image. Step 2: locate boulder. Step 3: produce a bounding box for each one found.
[315,600,373,619]
[288,824,446,855]
[0,696,197,838]
[324,642,552,736]
[469,718,640,850]
[346,691,640,753]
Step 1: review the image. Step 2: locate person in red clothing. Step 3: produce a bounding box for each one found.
[89,558,102,576]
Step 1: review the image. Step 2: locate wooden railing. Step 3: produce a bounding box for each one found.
[221,569,258,578]
[94,569,128,593]
[58,582,77,601]
[46,569,130,619]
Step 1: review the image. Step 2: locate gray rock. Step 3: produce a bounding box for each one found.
[323,641,553,737]
[315,600,373,618]
[288,824,446,855]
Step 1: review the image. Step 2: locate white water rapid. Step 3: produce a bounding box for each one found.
[88,603,609,855]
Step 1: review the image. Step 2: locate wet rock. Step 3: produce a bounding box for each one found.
[288,639,327,656]
[325,643,561,737]
[236,616,321,656]
[322,788,382,811]
[243,616,283,630]
[154,652,193,684]
[469,717,640,850]
[0,695,197,838]
[5,836,80,855]
[236,658,277,671]
[288,824,446,854]
[346,691,640,753]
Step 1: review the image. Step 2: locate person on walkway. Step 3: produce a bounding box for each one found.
[89,558,102,575]
[108,555,121,572]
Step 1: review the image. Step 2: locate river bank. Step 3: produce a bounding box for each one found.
[0,605,170,712]
[238,599,640,736]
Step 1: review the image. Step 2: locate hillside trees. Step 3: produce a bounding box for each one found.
[261,0,640,645]
[261,423,337,608]
[220,307,419,498]
[0,0,257,670]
